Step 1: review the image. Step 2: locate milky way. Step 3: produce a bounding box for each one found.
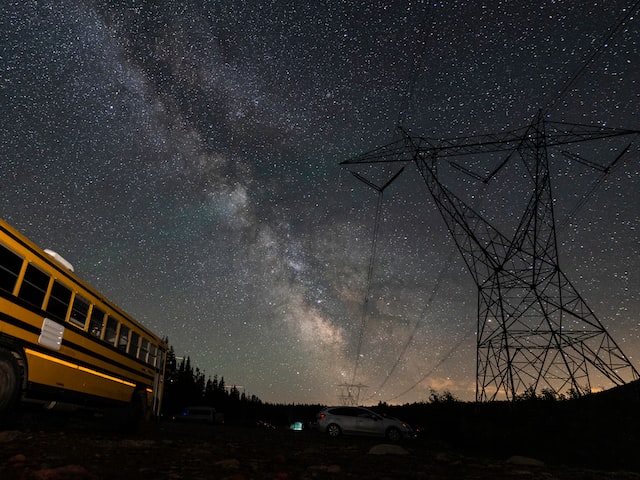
[1,0,638,404]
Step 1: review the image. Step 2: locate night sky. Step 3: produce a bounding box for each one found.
[1,0,638,405]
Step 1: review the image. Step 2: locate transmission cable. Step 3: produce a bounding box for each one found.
[358,1,640,404]
[361,245,458,403]
[364,170,493,403]
[349,168,405,385]
[395,1,431,131]
[558,142,634,231]
[351,189,384,385]
[383,325,475,404]
[544,0,640,114]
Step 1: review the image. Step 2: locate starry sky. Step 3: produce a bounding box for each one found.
[1,0,638,405]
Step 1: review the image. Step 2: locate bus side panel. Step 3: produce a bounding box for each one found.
[0,297,145,406]
[24,349,135,404]
[0,298,43,345]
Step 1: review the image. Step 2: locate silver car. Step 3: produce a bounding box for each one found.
[315,406,413,441]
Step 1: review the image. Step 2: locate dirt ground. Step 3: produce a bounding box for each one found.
[1,411,640,480]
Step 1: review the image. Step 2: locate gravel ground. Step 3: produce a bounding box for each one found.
[1,413,640,480]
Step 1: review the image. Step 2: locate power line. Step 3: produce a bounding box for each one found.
[558,142,634,231]
[362,175,492,403]
[361,246,457,403]
[349,169,405,386]
[347,2,640,404]
[351,190,384,385]
[544,0,640,114]
[383,326,475,403]
[396,1,431,131]
[342,118,640,402]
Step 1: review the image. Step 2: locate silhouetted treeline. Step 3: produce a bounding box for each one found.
[158,345,640,471]
[161,346,264,421]
[379,385,640,472]
[160,345,324,426]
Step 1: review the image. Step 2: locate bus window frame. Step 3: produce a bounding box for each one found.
[0,242,24,295]
[89,306,106,339]
[17,263,50,309]
[104,316,118,346]
[69,292,90,329]
[45,280,73,324]
[118,324,130,353]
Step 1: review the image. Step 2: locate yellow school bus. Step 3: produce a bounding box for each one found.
[0,219,166,419]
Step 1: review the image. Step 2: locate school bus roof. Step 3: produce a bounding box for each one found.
[0,218,166,345]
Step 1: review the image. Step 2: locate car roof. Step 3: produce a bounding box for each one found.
[324,406,375,413]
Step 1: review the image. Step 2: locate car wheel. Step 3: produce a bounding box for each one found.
[386,427,401,442]
[326,423,341,437]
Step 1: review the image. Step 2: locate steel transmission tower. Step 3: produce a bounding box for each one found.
[336,383,368,405]
[341,115,639,401]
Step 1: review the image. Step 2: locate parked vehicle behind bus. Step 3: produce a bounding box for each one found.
[174,406,224,424]
[0,219,167,421]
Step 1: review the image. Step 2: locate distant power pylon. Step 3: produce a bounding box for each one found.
[342,115,640,401]
[337,383,368,405]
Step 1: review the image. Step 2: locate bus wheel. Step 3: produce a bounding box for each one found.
[131,389,150,423]
[0,350,20,413]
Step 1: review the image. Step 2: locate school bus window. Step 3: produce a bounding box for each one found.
[140,338,150,362]
[69,294,90,329]
[18,264,50,308]
[46,280,72,322]
[148,344,157,367]
[118,325,130,352]
[105,316,118,345]
[130,331,140,358]
[89,307,105,338]
[157,350,165,370]
[0,243,23,294]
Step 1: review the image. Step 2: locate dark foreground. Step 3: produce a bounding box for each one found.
[1,413,639,480]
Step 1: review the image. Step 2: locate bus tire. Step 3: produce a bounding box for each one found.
[0,350,20,413]
[131,389,150,423]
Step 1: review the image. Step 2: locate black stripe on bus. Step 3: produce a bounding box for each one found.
[0,289,163,373]
[0,310,155,385]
